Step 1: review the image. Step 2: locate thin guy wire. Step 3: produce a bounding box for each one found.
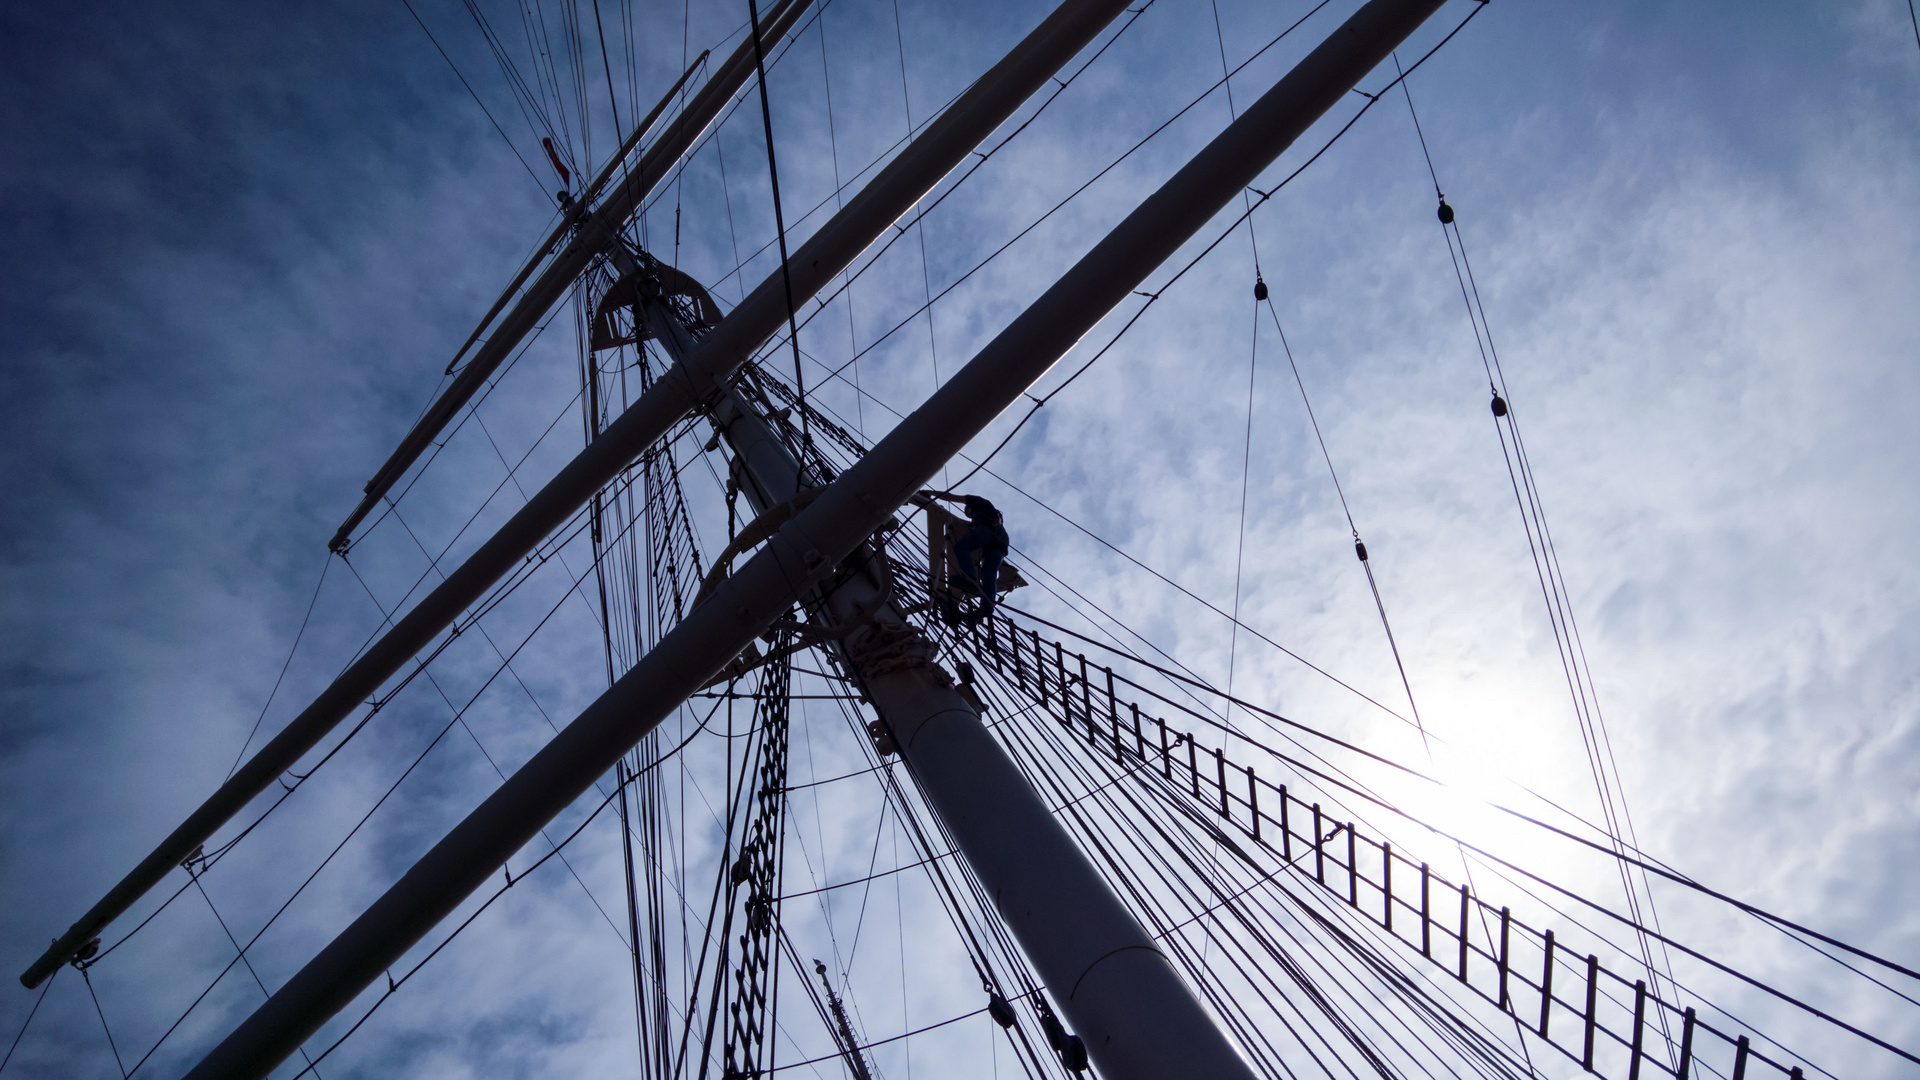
[81,967,127,1079]
[1391,49,1679,1054]
[398,0,554,200]
[0,968,55,1077]
[225,555,331,779]
[747,0,813,454]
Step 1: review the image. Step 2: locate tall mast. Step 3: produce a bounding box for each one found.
[179,3,1453,1074]
[18,0,1133,991]
[679,295,1257,1079]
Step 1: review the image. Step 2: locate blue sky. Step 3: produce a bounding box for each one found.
[4,0,1919,1077]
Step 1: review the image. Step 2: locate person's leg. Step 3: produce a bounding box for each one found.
[953,529,985,590]
[977,548,1004,615]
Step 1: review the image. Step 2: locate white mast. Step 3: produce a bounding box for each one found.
[684,297,1258,1079]
[178,2,1452,1074]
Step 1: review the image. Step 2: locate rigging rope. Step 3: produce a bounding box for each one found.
[276,693,729,1080]
[1250,223,1535,1074]
[183,873,329,1080]
[590,0,622,136]
[1224,292,1259,732]
[78,7,1906,1076]
[0,968,54,1078]
[967,633,1504,1079]
[888,0,947,490]
[803,7,863,441]
[85,467,661,1060]
[571,337,1894,1080]
[763,363,1884,1042]
[747,0,814,455]
[667,0,1151,308]
[224,555,331,779]
[398,0,553,199]
[783,336,1422,727]
[793,0,1312,397]
[465,0,574,187]
[80,967,127,1079]
[1389,52,1681,1048]
[346,308,570,556]
[1208,0,1267,747]
[940,607,1876,1078]
[948,2,1491,492]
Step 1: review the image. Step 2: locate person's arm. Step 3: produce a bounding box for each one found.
[919,489,964,505]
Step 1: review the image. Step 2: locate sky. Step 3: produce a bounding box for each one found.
[3,0,1920,1077]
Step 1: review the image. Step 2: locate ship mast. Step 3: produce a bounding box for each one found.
[176,3,1452,1075]
[646,276,1258,1079]
[19,0,1137,992]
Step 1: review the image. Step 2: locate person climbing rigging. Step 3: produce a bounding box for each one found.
[923,489,1009,619]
